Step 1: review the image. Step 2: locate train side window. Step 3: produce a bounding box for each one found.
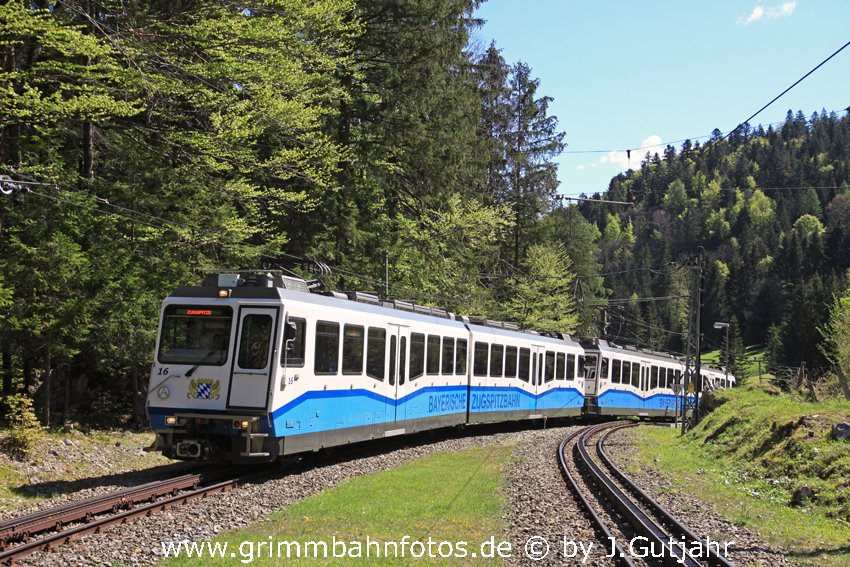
[566,354,575,381]
[631,363,640,388]
[611,359,621,384]
[399,336,407,385]
[441,337,455,375]
[490,344,504,377]
[505,346,518,378]
[314,321,340,375]
[518,348,530,382]
[426,335,441,375]
[621,361,630,385]
[455,339,467,375]
[474,342,488,377]
[600,357,610,381]
[673,369,682,390]
[544,351,555,382]
[281,317,306,367]
[410,333,425,381]
[650,365,659,389]
[662,368,669,389]
[342,325,364,375]
[366,327,386,381]
[389,335,396,385]
[556,353,566,380]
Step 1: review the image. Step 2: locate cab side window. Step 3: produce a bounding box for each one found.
[281,317,306,367]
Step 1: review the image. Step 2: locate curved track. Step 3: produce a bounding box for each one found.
[559,422,736,567]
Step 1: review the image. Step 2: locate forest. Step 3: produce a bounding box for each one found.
[1,1,848,426]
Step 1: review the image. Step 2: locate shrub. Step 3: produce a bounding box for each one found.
[3,393,45,458]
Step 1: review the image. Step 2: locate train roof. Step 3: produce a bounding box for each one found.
[166,271,581,344]
[581,339,683,365]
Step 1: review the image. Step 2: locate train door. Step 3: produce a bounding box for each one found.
[531,346,545,410]
[534,347,557,411]
[387,324,410,427]
[583,354,599,398]
[227,306,279,410]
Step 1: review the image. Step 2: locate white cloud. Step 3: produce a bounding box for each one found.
[739,2,796,25]
[596,135,663,171]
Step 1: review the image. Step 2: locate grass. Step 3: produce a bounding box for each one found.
[629,384,850,566]
[162,444,515,566]
[0,428,172,512]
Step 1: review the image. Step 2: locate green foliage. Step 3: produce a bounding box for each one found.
[662,179,688,216]
[0,0,580,426]
[388,195,513,315]
[583,110,850,361]
[0,275,11,309]
[792,213,825,240]
[818,271,850,376]
[538,206,606,335]
[2,393,44,458]
[504,243,578,332]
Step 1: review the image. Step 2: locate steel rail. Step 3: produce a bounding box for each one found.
[596,424,735,567]
[575,422,698,567]
[0,474,204,548]
[0,468,251,565]
[558,424,637,567]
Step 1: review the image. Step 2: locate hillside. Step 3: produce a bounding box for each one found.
[578,111,850,376]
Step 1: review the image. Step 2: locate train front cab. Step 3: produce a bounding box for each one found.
[148,275,295,463]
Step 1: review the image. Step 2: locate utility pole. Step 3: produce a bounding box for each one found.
[714,321,730,386]
[681,246,705,433]
[694,247,705,422]
[383,251,389,300]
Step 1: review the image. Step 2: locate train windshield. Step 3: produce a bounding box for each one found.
[158,305,233,365]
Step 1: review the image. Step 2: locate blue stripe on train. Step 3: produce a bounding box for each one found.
[271,384,584,436]
[149,385,585,436]
[597,389,691,411]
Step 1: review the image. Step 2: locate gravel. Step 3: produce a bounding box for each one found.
[16,426,560,566]
[503,424,617,566]
[13,421,800,566]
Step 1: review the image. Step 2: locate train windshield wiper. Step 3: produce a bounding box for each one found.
[185,349,221,377]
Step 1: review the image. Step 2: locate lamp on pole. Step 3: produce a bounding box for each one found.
[713,322,730,387]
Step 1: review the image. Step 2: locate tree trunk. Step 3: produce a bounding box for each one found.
[2,349,11,396]
[835,365,850,401]
[23,357,32,391]
[132,366,145,424]
[81,119,94,180]
[62,364,70,425]
[805,369,817,403]
[43,347,52,427]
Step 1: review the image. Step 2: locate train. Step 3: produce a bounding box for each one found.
[146,271,735,463]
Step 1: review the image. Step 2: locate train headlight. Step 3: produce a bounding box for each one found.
[157,386,170,400]
[165,416,178,426]
[218,289,231,298]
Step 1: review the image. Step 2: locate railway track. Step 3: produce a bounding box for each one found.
[559,421,736,567]
[0,466,256,565]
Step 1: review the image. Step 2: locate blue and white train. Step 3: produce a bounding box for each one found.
[146,271,733,462]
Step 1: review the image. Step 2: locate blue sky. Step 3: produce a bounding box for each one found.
[472,1,850,197]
